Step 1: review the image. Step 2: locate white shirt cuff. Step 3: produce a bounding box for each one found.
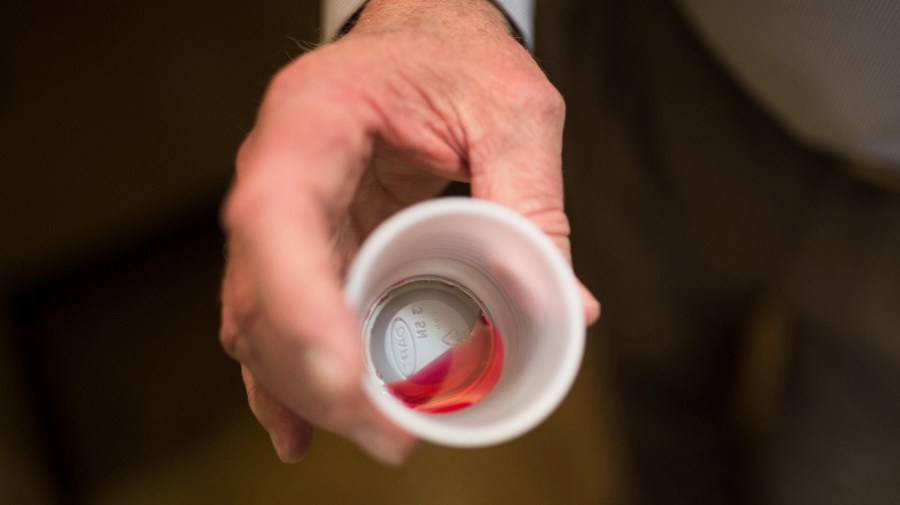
[493,0,535,50]
[321,0,368,43]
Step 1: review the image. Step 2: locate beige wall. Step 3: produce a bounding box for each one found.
[0,1,318,502]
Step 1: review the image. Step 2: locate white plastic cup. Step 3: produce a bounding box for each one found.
[344,197,585,447]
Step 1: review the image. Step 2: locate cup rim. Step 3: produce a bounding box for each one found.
[344,197,585,447]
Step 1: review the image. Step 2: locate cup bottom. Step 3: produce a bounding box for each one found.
[362,276,504,414]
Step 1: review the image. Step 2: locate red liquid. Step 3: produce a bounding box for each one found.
[386,313,503,413]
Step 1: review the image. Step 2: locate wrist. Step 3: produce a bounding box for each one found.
[349,0,516,43]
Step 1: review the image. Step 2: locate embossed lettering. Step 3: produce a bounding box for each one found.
[390,318,416,376]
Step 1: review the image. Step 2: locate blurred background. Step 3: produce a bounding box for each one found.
[0,1,623,503]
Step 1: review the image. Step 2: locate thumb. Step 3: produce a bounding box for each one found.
[467,94,600,324]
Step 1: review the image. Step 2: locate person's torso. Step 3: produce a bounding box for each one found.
[677,0,900,172]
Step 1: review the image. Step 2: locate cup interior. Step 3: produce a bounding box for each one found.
[345,199,584,447]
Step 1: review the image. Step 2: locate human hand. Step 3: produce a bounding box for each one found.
[219,0,600,466]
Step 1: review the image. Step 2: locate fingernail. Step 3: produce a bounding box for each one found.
[265,425,299,463]
[270,431,294,463]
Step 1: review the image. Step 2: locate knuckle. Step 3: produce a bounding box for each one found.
[234,136,254,174]
[266,59,315,100]
[220,188,245,233]
[220,183,263,235]
[219,288,261,364]
[506,74,565,115]
[531,81,566,121]
[219,326,253,363]
[266,51,356,106]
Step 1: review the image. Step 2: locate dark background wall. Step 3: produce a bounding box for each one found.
[0,2,621,504]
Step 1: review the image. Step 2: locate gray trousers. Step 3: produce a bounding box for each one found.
[537,1,900,503]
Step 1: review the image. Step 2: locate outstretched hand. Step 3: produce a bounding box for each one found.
[219,0,600,465]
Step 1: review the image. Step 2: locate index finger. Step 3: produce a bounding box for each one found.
[220,72,415,461]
